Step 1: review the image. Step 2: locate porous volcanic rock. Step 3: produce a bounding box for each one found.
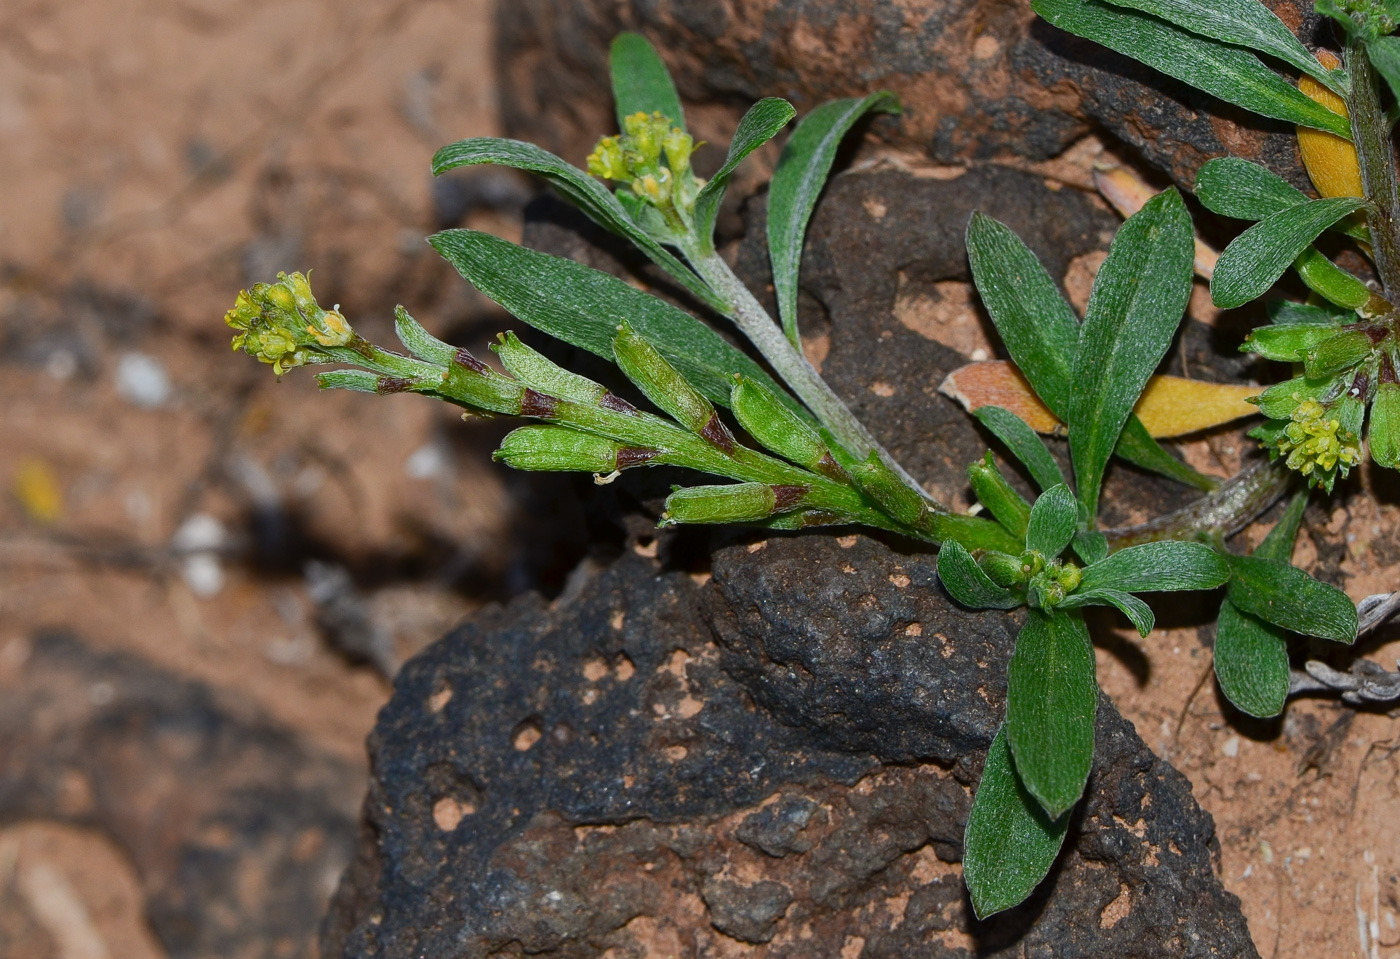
[495,0,1324,191]
[322,162,1258,955]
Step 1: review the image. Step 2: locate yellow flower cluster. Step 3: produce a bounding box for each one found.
[586,111,696,212]
[225,272,354,376]
[1276,399,1361,478]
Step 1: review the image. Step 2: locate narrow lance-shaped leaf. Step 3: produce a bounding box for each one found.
[963,727,1072,919]
[1026,484,1079,558]
[1099,0,1348,95]
[1227,553,1358,642]
[1032,0,1353,138]
[1081,540,1230,592]
[609,32,686,132]
[769,92,900,345]
[1060,587,1156,636]
[430,138,727,313]
[428,230,809,418]
[1006,609,1098,818]
[937,540,1022,610]
[974,406,1068,493]
[966,213,1081,418]
[692,98,796,254]
[1071,188,1195,520]
[1114,416,1219,491]
[1211,197,1368,309]
[1367,36,1400,104]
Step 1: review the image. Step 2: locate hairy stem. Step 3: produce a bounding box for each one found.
[1347,37,1400,301]
[1102,459,1292,549]
[685,246,941,504]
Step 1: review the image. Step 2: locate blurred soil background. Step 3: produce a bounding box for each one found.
[1,1,1400,957]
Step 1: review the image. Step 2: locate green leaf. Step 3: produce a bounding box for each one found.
[1074,530,1110,565]
[393,306,457,365]
[937,540,1023,610]
[1060,587,1156,636]
[966,213,1082,419]
[1242,322,1342,362]
[1113,415,1219,490]
[1211,198,1368,310]
[1032,0,1353,138]
[1368,36,1400,103]
[1227,554,1358,642]
[1267,299,1352,326]
[964,727,1072,919]
[1099,0,1348,94]
[1370,380,1400,468]
[1257,487,1308,563]
[1006,609,1098,818]
[428,230,808,417]
[1070,188,1195,520]
[769,92,900,345]
[1214,600,1290,717]
[1026,485,1079,558]
[692,98,797,254]
[430,137,726,313]
[1253,373,1338,419]
[1293,246,1372,310]
[1081,540,1230,592]
[1195,157,1306,220]
[974,406,1068,493]
[609,33,686,132]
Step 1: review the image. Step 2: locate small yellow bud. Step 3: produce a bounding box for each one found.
[224,271,354,375]
[1276,399,1361,478]
[586,136,629,181]
[663,126,694,175]
[1297,51,1364,200]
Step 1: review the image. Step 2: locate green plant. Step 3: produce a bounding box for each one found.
[224,20,1374,922]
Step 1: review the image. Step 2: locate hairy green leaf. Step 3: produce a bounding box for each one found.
[1195,157,1307,220]
[974,406,1068,493]
[937,540,1023,610]
[1113,415,1219,490]
[1026,485,1079,558]
[1100,0,1347,93]
[1267,299,1352,326]
[692,98,796,254]
[1080,540,1230,592]
[429,230,807,417]
[769,92,900,345]
[1368,36,1400,103]
[1212,198,1368,309]
[1227,554,1358,642]
[964,728,1071,919]
[1033,0,1353,138]
[1071,188,1195,519]
[1073,530,1110,565]
[1243,322,1342,362]
[430,137,726,312]
[966,213,1082,418]
[610,32,686,132]
[1214,600,1289,717]
[1061,587,1155,636]
[1006,609,1098,818]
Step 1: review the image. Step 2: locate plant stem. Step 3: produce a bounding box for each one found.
[1347,37,1400,301]
[685,246,942,504]
[1102,459,1292,549]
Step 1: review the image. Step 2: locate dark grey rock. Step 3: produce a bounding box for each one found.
[701,876,794,943]
[496,0,1322,194]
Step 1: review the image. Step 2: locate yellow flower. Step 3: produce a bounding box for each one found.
[224,271,354,374]
[1276,399,1361,478]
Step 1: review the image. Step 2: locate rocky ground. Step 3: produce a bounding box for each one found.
[2,1,1399,957]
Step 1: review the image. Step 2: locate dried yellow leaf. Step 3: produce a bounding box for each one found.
[1298,51,1363,200]
[14,458,63,523]
[939,361,1260,438]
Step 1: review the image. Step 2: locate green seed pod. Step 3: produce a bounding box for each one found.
[441,351,528,415]
[612,321,722,439]
[979,550,1026,588]
[1369,379,1400,469]
[850,451,927,528]
[1304,329,1374,379]
[967,453,1031,541]
[661,482,784,525]
[494,426,631,473]
[1251,374,1339,419]
[1293,247,1371,310]
[393,306,456,366]
[1242,323,1340,362]
[731,376,830,467]
[493,332,608,404]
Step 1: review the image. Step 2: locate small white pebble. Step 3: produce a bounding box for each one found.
[182,553,226,598]
[1221,735,1240,758]
[404,443,447,479]
[115,352,172,408]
